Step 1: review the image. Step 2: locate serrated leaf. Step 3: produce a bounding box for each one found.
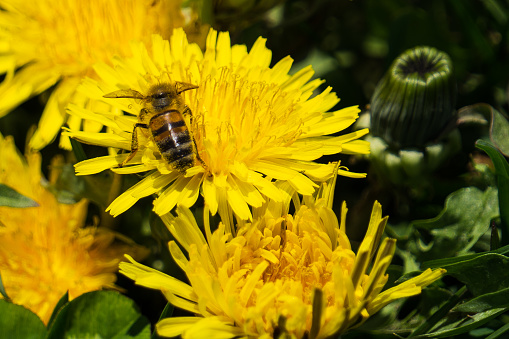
[0,184,38,208]
[408,187,498,261]
[46,290,150,339]
[0,300,47,339]
[431,253,509,296]
[476,139,509,246]
[415,308,507,338]
[453,286,509,313]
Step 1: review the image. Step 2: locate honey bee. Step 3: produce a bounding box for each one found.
[104,81,201,172]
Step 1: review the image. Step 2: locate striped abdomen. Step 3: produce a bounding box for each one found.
[149,110,196,172]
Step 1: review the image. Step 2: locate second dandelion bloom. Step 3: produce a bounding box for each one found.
[65,28,370,220]
[120,180,446,338]
[0,133,148,324]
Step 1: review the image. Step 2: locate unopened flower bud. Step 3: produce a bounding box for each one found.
[370,46,457,149]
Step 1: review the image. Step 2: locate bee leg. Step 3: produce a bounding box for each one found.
[119,123,148,167]
[183,105,208,170]
[182,105,193,118]
[194,141,208,170]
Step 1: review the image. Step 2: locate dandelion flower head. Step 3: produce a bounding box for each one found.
[120,182,445,338]
[65,28,370,221]
[0,133,148,324]
[0,0,186,150]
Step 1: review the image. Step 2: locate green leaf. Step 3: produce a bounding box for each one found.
[48,163,86,204]
[152,303,174,339]
[70,138,87,162]
[158,302,174,320]
[486,322,509,339]
[422,243,509,270]
[453,286,509,313]
[415,307,507,338]
[0,300,47,339]
[0,272,10,301]
[46,292,69,330]
[432,253,509,296]
[408,286,467,337]
[0,184,38,208]
[476,139,509,246]
[408,187,499,260]
[47,290,150,339]
[457,104,509,156]
[490,107,509,156]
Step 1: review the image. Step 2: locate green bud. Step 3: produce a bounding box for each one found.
[370,46,457,149]
[366,128,461,186]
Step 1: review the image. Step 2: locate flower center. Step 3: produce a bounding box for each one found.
[190,69,303,174]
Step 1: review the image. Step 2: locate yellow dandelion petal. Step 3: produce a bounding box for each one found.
[120,175,445,338]
[119,255,195,300]
[161,290,204,315]
[0,0,191,150]
[30,78,82,149]
[202,176,219,215]
[162,208,208,253]
[250,160,318,195]
[168,241,190,274]
[341,139,371,155]
[225,180,253,221]
[158,316,243,339]
[65,102,124,130]
[0,134,147,324]
[153,175,201,216]
[156,317,201,338]
[337,168,367,179]
[66,28,369,219]
[63,129,130,150]
[73,154,139,175]
[0,64,60,118]
[304,106,361,138]
[107,171,178,216]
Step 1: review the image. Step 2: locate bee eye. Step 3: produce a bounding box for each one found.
[152,93,167,99]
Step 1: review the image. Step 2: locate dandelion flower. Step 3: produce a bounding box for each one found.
[119,179,445,338]
[0,133,149,324]
[0,0,187,150]
[64,28,370,221]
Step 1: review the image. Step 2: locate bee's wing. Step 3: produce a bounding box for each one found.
[175,82,199,94]
[103,89,145,99]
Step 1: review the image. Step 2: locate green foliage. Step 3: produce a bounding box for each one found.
[402,187,499,262]
[46,291,150,339]
[46,292,69,330]
[1,291,150,338]
[0,300,47,339]
[151,303,174,339]
[434,253,509,296]
[476,140,509,245]
[0,273,10,301]
[0,184,38,208]
[415,308,507,338]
